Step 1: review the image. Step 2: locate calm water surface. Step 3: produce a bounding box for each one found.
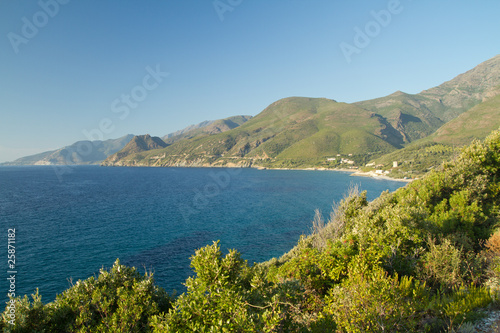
[0,166,407,304]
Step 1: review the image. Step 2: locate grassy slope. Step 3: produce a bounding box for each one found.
[355,91,446,143]
[6,130,500,332]
[427,92,500,145]
[162,115,252,144]
[104,97,402,167]
[355,55,500,144]
[369,92,500,178]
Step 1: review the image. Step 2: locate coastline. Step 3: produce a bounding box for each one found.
[9,163,414,182]
[253,165,413,182]
[349,170,414,182]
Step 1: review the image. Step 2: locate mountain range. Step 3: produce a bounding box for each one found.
[1,116,252,166]
[5,55,500,172]
[101,54,500,170]
[1,135,135,166]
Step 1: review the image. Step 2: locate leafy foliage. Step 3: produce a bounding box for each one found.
[1,260,171,332]
[3,129,500,332]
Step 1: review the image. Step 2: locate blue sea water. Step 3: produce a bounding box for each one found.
[0,166,406,305]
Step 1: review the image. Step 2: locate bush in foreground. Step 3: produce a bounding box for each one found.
[2,129,500,332]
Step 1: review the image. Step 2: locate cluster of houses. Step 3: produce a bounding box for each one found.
[326,154,355,165]
[366,161,399,174]
[326,155,400,174]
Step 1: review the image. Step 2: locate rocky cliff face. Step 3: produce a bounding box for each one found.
[354,55,500,143]
[162,115,252,144]
[102,135,167,165]
[420,54,500,121]
[103,55,500,169]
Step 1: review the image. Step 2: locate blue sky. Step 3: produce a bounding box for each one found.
[0,0,499,163]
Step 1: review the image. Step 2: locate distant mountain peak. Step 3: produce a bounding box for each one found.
[161,115,252,144]
[0,134,134,166]
[389,90,407,97]
[102,135,167,166]
[420,54,500,113]
[121,134,167,154]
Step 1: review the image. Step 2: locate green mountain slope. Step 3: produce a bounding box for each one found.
[5,130,500,332]
[103,134,167,165]
[355,55,500,143]
[104,54,500,171]
[420,54,500,121]
[355,91,445,143]
[162,115,252,144]
[426,90,500,145]
[1,134,134,165]
[103,97,404,168]
[369,92,500,178]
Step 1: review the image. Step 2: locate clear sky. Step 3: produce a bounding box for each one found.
[0,0,499,163]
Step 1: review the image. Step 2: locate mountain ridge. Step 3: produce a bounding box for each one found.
[1,134,135,166]
[7,55,500,173]
[162,115,252,144]
[104,134,168,164]
[103,54,500,170]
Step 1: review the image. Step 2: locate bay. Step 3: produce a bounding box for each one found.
[0,165,406,305]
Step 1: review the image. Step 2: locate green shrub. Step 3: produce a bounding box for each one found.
[1,260,171,333]
[276,239,357,296]
[324,266,424,332]
[1,289,48,333]
[427,284,491,330]
[3,129,500,332]
[152,241,291,332]
[418,238,465,290]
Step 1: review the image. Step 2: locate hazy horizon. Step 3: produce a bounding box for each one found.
[1,1,499,163]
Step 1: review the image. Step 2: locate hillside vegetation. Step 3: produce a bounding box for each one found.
[3,129,500,332]
[162,115,252,144]
[102,55,500,173]
[103,134,168,165]
[102,97,405,168]
[368,90,500,179]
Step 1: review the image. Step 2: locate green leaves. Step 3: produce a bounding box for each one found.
[1,260,171,332]
[3,129,500,332]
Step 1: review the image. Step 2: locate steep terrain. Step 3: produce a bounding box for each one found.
[355,91,446,143]
[420,54,500,121]
[368,91,500,178]
[425,90,500,145]
[355,55,500,143]
[161,115,252,144]
[103,134,167,165]
[104,55,500,169]
[2,134,134,165]
[102,97,404,168]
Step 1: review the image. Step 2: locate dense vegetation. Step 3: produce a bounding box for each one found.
[3,130,500,332]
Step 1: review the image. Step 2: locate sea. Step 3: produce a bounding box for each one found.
[0,165,407,305]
